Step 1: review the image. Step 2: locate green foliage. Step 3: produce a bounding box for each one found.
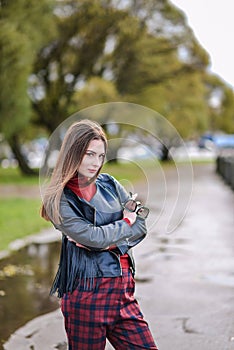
[217,87,234,133]
[31,1,127,131]
[133,71,209,138]
[31,0,225,140]
[0,21,31,138]
[204,73,234,133]
[0,0,56,173]
[1,0,234,174]
[70,77,120,113]
[0,0,55,138]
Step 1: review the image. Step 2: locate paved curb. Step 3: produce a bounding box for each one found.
[3,309,67,350]
[0,228,61,261]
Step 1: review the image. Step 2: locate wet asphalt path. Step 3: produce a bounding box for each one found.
[133,162,234,350]
[3,163,234,350]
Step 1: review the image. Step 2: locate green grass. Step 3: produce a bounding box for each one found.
[102,159,162,182]
[0,167,39,185]
[0,161,155,185]
[103,161,147,181]
[0,198,50,251]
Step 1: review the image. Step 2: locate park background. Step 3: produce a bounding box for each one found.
[0,1,234,349]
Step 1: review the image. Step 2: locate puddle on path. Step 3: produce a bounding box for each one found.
[142,236,192,260]
[0,242,61,349]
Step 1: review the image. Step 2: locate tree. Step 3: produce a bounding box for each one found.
[71,77,120,111]
[31,0,211,136]
[219,87,234,133]
[30,1,125,132]
[1,0,233,173]
[203,74,234,133]
[0,0,55,174]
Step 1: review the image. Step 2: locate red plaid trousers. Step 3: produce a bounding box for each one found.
[61,268,158,349]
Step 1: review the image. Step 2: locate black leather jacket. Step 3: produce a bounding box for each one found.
[50,173,147,297]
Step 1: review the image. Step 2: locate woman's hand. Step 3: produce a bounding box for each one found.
[123,209,137,225]
[67,236,91,250]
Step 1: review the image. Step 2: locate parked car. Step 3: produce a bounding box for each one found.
[198,133,234,150]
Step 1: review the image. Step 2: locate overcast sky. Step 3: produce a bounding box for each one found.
[171,0,234,89]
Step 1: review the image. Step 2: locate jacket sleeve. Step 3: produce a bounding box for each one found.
[110,175,148,253]
[109,175,129,204]
[54,195,135,250]
[116,216,147,254]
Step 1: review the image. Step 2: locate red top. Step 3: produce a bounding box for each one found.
[67,176,97,201]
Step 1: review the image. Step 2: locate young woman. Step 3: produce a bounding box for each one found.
[41,119,158,350]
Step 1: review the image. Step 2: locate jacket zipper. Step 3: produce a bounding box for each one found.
[109,250,122,276]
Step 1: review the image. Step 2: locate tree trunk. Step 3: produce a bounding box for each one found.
[8,134,37,176]
[160,144,170,161]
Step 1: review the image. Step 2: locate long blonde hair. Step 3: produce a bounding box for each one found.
[40,119,107,223]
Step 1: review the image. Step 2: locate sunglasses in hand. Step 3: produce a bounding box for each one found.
[122,193,149,219]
